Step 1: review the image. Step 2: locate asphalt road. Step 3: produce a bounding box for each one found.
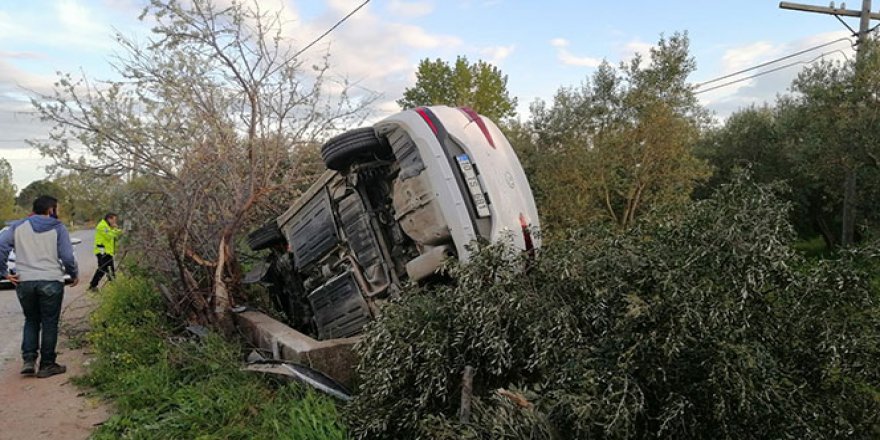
[0,229,96,372]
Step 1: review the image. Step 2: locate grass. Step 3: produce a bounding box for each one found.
[76,275,346,440]
[794,236,834,258]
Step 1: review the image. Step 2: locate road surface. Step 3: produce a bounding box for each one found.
[0,229,109,440]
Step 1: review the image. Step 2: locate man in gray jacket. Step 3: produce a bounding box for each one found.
[0,195,79,378]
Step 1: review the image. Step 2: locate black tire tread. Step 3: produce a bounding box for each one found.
[247,221,286,251]
[320,127,391,171]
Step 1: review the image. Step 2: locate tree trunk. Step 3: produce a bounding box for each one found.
[815,215,837,250]
[212,235,235,333]
[169,235,212,324]
[841,167,857,247]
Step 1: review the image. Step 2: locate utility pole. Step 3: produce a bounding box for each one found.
[780,0,877,247]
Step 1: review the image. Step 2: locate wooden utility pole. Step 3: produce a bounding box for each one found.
[780,0,877,247]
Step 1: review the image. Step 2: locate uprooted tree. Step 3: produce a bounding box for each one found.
[351,173,880,439]
[31,0,375,326]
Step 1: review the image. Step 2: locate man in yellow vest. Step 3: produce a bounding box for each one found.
[88,213,122,291]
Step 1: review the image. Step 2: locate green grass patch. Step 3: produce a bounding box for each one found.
[77,275,346,440]
[794,236,833,258]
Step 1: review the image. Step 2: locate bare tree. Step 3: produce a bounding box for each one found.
[31,0,376,326]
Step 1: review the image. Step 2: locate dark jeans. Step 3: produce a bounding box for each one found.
[89,254,115,289]
[16,280,65,364]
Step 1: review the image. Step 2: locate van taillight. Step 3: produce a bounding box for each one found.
[519,213,534,253]
[415,107,438,134]
[458,106,496,149]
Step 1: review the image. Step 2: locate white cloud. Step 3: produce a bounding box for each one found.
[721,41,779,72]
[550,37,602,67]
[4,147,49,190]
[0,59,63,187]
[558,52,602,68]
[388,0,434,18]
[457,0,503,9]
[0,57,58,100]
[0,51,44,60]
[550,38,569,48]
[0,0,130,53]
[56,0,105,38]
[386,23,462,49]
[621,39,652,61]
[325,0,369,14]
[0,11,28,42]
[376,99,403,117]
[611,38,654,68]
[479,45,515,64]
[101,0,139,11]
[283,1,463,124]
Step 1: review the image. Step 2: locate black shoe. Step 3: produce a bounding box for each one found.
[87,286,98,292]
[36,363,66,378]
[20,360,36,375]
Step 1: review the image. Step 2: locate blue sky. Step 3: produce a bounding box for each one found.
[0,0,862,188]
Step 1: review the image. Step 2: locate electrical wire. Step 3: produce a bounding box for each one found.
[694,37,854,89]
[694,49,849,95]
[291,0,371,59]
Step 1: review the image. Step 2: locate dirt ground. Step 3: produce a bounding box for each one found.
[0,230,111,440]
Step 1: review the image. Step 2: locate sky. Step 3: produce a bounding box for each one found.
[0,0,864,189]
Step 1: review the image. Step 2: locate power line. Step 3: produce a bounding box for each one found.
[292,0,371,59]
[694,49,848,95]
[695,37,854,89]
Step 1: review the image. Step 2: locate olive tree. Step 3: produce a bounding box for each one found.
[784,40,880,246]
[398,56,518,122]
[32,0,375,325]
[524,33,709,233]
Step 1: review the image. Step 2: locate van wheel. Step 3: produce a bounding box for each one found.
[247,220,285,251]
[321,128,392,171]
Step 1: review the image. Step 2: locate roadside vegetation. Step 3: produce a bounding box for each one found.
[78,275,345,440]
[0,0,875,437]
[351,175,880,439]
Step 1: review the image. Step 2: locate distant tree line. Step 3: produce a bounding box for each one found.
[0,165,121,225]
[697,40,880,249]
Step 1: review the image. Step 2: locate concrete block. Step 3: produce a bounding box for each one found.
[234,310,359,386]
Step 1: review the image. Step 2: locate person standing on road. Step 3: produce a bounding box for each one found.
[88,212,122,291]
[0,195,79,378]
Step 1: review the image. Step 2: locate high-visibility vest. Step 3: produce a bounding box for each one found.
[94,219,122,256]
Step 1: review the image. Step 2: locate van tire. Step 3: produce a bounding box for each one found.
[247,221,285,251]
[321,128,392,171]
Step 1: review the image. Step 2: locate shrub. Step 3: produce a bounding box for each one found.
[350,175,880,439]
